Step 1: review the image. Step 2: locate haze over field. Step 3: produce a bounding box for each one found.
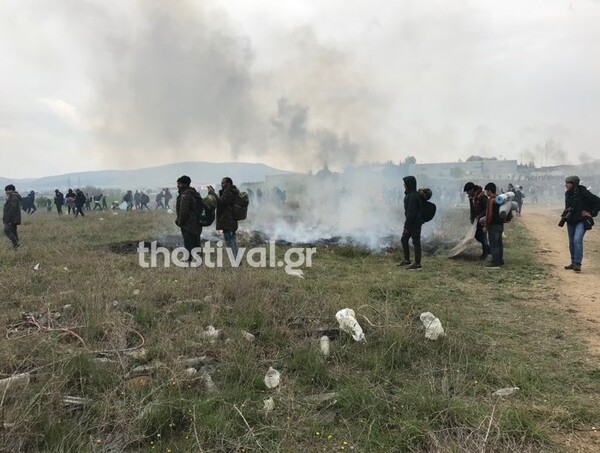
[1,0,599,178]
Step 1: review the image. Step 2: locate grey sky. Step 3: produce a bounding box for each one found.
[1,0,599,178]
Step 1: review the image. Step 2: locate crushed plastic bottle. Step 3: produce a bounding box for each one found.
[493,386,520,397]
[420,312,445,340]
[264,367,281,389]
[335,308,365,342]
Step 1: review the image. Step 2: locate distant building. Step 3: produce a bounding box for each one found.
[408,160,518,178]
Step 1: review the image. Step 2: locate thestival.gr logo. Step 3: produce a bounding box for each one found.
[138,241,316,274]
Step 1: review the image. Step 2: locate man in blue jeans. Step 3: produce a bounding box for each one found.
[483,183,504,268]
[563,175,600,272]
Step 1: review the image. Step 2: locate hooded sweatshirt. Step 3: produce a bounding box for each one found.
[3,192,22,225]
[403,176,423,229]
[469,185,488,223]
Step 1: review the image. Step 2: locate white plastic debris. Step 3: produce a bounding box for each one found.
[263,397,275,415]
[335,308,365,342]
[202,373,218,393]
[202,325,220,341]
[493,386,520,397]
[63,304,72,310]
[264,367,281,389]
[133,289,140,296]
[320,336,330,357]
[0,373,31,394]
[33,263,40,271]
[286,269,304,278]
[63,267,69,271]
[184,367,198,376]
[242,330,255,342]
[420,312,445,340]
[167,209,174,214]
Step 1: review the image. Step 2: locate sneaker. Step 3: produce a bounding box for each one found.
[397,260,411,266]
[573,264,581,272]
[407,263,422,271]
[564,264,574,270]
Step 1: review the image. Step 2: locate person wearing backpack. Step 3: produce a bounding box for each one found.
[483,183,504,268]
[400,175,424,270]
[208,177,240,260]
[175,175,203,262]
[562,175,600,272]
[463,182,491,260]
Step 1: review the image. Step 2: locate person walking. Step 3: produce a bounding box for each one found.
[562,175,600,272]
[54,189,64,215]
[463,182,491,259]
[74,189,86,217]
[3,184,21,249]
[399,175,423,270]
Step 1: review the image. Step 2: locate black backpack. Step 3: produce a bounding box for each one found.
[197,195,216,227]
[418,188,437,222]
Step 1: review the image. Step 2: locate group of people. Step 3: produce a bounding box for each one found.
[174,175,240,260]
[53,189,102,216]
[398,175,600,272]
[4,175,600,272]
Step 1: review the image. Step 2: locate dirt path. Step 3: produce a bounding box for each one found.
[523,206,600,355]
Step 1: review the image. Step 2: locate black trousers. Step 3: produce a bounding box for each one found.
[181,229,201,262]
[401,225,422,265]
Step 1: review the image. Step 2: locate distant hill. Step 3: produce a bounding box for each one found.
[1,162,296,191]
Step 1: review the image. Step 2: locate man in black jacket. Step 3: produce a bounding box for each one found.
[400,175,424,270]
[175,175,203,263]
[3,184,21,249]
[563,175,600,272]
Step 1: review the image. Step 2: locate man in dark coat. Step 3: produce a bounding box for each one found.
[400,175,423,270]
[464,182,491,259]
[175,175,203,262]
[74,189,86,217]
[208,177,239,260]
[3,184,22,249]
[563,175,600,272]
[164,188,173,209]
[54,189,64,215]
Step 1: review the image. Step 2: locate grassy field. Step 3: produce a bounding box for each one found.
[0,208,598,452]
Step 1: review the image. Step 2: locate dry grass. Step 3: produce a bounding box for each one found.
[0,208,598,452]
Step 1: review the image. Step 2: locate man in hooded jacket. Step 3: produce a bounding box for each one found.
[400,175,424,270]
[175,175,203,263]
[3,184,21,249]
[563,175,600,272]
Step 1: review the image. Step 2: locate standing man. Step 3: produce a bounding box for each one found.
[399,175,423,270]
[3,184,21,249]
[562,175,600,272]
[483,183,504,268]
[463,182,491,259]
[208,177,240,260]
[175,176,203,262]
